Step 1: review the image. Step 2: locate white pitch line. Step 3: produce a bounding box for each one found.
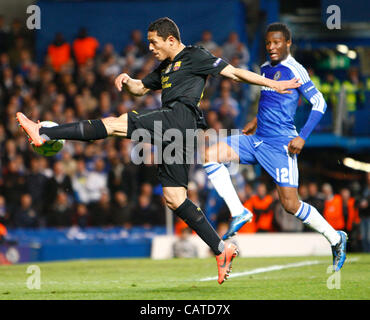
[199,258,359,282]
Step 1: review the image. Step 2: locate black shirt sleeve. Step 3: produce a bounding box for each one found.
[191,46,228,76]
[141,64,163,91]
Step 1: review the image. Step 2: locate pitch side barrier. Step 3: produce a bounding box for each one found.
[151,233,332,259]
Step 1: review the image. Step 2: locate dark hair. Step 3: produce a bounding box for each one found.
[265,23,291,41]
[148,17,181,41]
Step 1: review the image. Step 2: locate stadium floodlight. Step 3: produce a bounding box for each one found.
[347,50,357,59]
[343,157,370,172]
[336,44,348,54]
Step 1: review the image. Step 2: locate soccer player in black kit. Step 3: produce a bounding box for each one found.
[17,17,300,284]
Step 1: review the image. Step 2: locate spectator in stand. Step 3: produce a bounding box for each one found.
[72,27,99,66]
[307,181,325,214]
[358,172,370,252]
[47,191,73,227]
[307,67,321,91]
[0,15,9,53]
[131,184,164,227]
[298,183,309,202]
[25,157,48,215]
[47,33,71,73]
[0,223,7,243]
[85,158,108,204]
[320,73,340,111]
[273,188,303,232]
[0,196,10,226]
[2,160,26,216]
[89,190,113,227]
[14,193,38,228]
[240,182,274,233]
[222,31,249,66]
[123,29,149,72]
[7,18,28,50]
[72,203,90,229]
[322,183,348,232]
[8,36,27,68]
[97,43,119,70]
[125,29,149,59]
[217,103,236,131]
[107,147,137,202]
[45,161,74,212]
[140,94,160,111]
[342,67,365,112]
[212,79,240,117]
[196,30,219,53]
[172,227,198,258]
[111,191,132,228]
[340,188,361,251]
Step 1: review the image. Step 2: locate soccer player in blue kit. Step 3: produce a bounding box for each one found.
[203,23,347,271]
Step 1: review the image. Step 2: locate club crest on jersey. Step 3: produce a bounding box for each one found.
[173,61,182,71]
[273,71,281,80]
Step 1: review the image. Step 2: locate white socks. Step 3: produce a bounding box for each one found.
[295,201,340,246]
[203,162,246,217]
[204,162,340,246]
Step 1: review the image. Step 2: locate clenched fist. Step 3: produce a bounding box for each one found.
[115,73,131,91]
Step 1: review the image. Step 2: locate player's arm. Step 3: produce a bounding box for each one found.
[242,116,257,135]
[220,65,301,94]
[288,83,327,154]
[115,73,150,96]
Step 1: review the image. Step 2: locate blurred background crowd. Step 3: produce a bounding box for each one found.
[0,10,369,253]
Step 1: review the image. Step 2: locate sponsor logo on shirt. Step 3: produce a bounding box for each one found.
[161,75,172,89]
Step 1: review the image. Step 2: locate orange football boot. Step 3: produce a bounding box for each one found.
[16,112,45,147]
[216,242,238,284]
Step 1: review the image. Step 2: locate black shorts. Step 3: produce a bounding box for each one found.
[127,102,198,188]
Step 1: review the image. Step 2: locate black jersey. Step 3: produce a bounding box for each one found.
[141,45,228,128]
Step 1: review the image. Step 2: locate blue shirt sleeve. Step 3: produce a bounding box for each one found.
[297,80,327,140]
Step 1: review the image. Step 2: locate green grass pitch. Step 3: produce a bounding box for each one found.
[0,254,369,300]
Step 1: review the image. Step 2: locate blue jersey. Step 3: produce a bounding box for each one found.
[256,55,326,138]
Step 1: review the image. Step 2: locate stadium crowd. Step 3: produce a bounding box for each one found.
[0,17,369,252]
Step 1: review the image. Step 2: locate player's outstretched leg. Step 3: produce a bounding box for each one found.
[203,142,253,240]
[164,187,238,284]
[16,112,122,144]
[278,186,348,271]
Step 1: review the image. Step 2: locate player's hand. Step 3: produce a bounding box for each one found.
[288,136,305,154]
[242,118,257,135]
[115,73,131,91]
[273,78,301,94]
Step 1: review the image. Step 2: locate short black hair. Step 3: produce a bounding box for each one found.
[265,23,291,41]
[148,17,181,42]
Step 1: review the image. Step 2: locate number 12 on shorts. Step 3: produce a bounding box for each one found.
[276,167,289,183]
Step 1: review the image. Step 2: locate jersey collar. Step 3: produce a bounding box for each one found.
[267,54,293,67]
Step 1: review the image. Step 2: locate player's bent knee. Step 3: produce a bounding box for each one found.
[102,114,128,137]
[204,143,235,163]
[163,187,187,211]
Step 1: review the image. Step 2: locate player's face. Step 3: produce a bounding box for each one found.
[265,31,291,64]
[147,31,173,61]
